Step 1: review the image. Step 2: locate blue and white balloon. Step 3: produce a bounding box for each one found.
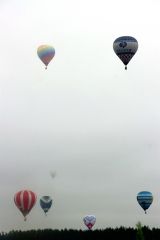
[83,215,96,230]
[40,196,53,214]
[137,191,153,214]
[113,36,138,70]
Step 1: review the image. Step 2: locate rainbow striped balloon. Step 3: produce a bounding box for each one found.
[37,45,55,69]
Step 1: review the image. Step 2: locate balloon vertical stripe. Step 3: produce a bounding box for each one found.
[20,190,25,210]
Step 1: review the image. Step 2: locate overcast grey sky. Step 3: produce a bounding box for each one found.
[1,0,160,232]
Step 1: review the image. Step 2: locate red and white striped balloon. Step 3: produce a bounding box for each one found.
[14,190,37,221]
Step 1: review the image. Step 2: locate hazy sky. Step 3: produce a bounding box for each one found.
[1,0,160,232]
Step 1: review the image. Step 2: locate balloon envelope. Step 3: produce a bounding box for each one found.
[40,196,52,214]
[37,45,55,69]
[83,215,96,230]
[14,190,37,220]
[137,191,153,213]
[113,36,138,69]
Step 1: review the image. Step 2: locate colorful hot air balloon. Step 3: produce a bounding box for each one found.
[83,215,96,230]
[137,191,153,214]
[40,196,52,215]
[113,36,138,70]
[14,190,37,221]
[37,45,55,69]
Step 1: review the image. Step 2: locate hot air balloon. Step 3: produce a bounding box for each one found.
[137,191,153,214]
[113,36,138,70]
[50,171,56,179]
[14,190,37,221]
[37,45,55,69]
[40,196,52,215]
[83,215,96,230]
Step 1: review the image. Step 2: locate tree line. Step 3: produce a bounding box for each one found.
[1,226,160,240]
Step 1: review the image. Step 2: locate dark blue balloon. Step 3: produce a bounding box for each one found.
[137,191,153,214]
[40,196,52,214]
[113,36,138,69]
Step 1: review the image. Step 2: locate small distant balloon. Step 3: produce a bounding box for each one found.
[113,36,138,70]
[37,45,55,69]
[50,171,56,179]
[137,191,153,214]
[83,215,96,230]
[40,196,53,215]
